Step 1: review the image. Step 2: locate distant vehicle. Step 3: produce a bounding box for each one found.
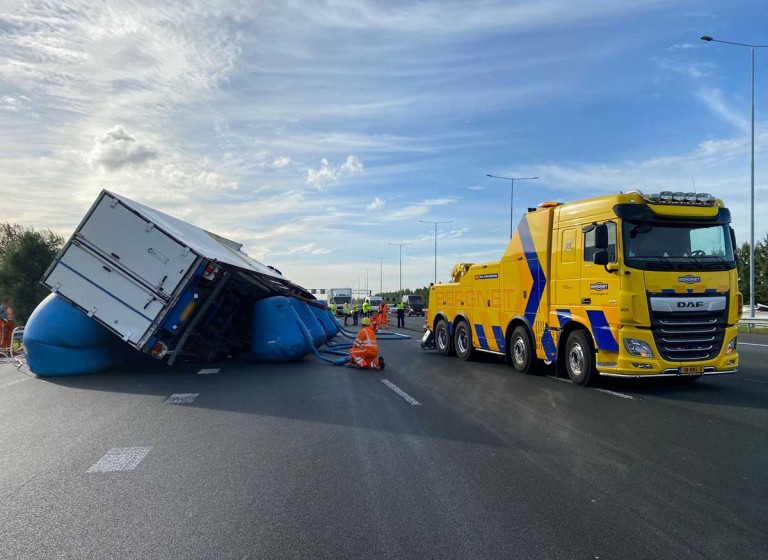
[423,190,740,386]
[328,288,352,315]
[402,295,425,316]
[366,296,383,309]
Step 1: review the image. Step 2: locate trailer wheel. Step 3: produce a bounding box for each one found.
[564,330,597,386]
[509,326,537,374]
[435,319,454,357]
[453,321,474,361]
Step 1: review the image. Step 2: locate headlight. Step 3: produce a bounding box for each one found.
[725,337,737,355]
[624,338,654,358]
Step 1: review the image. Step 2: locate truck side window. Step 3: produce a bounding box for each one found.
[584,222,617,262]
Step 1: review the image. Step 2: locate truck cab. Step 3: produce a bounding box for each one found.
[425,191,740,385]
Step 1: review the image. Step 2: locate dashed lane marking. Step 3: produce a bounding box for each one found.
[380,379,421,406]
[738,342,768,347]
[594,388,635,400]
[0,377,30,389]
[87,447,152,473]
[165,393,199,404]
[197,368,220,375]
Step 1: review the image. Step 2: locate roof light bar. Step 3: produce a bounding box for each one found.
[639,190,717,206]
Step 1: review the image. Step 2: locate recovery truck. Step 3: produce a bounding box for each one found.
[423,191,741,385]
[41,190,314,365]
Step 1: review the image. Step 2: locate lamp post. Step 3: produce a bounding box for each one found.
[388,243,412,295]
[419,220,453,284]
[701,35,768,318]
[486,174,539,238]
[359,267,369,297]
[370,257,390,296]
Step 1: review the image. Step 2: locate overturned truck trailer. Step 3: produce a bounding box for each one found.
[27,190,335,376]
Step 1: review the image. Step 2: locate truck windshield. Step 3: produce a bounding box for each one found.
[334,296,351,305]
[623,222,735,270]
[409,296,423,303]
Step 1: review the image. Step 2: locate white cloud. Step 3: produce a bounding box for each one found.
[667,43,696,51]
[340,155,363,173]
[86,125,158,171]
[306,155,364,188]
[367,197,385,211]
[272,155,291,168]
[696,89,750,131]
[467,185,486,191]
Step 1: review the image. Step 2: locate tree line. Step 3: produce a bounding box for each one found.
[0,223,64,324]
[736,237,768,306]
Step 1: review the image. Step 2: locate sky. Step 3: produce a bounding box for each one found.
[2,0,768,294]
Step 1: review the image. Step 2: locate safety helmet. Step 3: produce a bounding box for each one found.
[361,317,372,326]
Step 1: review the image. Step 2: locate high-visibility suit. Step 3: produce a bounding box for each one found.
[0,305,15,350]
[342,302,351,325]
[396,302,405,328]
[330,303,338,315]
[382,304,390,327]
[362,301,371,316]
[349,325,381,369]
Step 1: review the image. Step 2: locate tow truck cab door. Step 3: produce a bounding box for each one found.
[579,221,620,351]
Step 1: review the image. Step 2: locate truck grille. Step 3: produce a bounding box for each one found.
[651,315,725,362]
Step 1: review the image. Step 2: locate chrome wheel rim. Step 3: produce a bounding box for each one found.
[457,327,468,354]
[513,336,526,367]
[437,327,448,350]
[569,343,585,376]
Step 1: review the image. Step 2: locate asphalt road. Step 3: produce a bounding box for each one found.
[1,317,767,559]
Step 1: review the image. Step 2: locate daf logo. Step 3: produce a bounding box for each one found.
[590,282,609,291]
[678,275,701,284]
[677,301,704,309]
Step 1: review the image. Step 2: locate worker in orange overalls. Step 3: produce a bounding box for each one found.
[383,303,390,327]
[0,297,15,351]
[348,317,385,369]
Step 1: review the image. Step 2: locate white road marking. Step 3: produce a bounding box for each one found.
[197,368,220,375]
[165,393,199,404]
[0,377,30,389]
[736,377,768,385]
[738,342,768,347]
[547,375,571,383]
[87,447,152,473]
[380,379,421,406]
[594,388,635,400]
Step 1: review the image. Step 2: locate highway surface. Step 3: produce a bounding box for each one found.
[1,318,767,559]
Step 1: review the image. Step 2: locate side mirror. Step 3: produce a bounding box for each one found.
[593,250,609,265]
[594,224,609,249]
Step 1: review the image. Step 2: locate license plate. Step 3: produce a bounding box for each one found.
[679,366,704,374]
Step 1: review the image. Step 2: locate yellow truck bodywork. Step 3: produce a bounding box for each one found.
[426,192,740,384]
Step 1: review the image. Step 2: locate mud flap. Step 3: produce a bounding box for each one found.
[420,328,435,349]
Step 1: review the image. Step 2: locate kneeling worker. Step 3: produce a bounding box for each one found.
[348,317,385,370]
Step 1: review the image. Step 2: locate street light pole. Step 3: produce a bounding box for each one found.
[419,220,453,284]
[370,257,390,296]
[486,174,539,238]
[388,243,412,295]
[359,267,369,297]
[701,36,768,319]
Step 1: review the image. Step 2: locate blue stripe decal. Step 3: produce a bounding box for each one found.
[556,309,572,328]
[474,324,489,350]
[542,328,557,360]
[705,288,717,294]
[586,310,619,352]
[518,218,547,325]
[491,326,505,352]
[58,261,154,323]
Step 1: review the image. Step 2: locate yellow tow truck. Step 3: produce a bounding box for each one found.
[422,191,741,385]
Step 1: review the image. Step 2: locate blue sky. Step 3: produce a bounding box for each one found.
[2,0,768,292]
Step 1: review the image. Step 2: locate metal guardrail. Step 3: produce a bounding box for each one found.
[739,317,768,331]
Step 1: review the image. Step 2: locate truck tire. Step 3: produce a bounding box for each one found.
[564,330,597,386]
[453,321,474,361]
[435,319,454,357]
[509,326,537,374]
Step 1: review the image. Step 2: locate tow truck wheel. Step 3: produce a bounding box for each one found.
[509,326,537,374]
[564,330,597,386]
[435,319,455,357]
[454,321,474,361]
